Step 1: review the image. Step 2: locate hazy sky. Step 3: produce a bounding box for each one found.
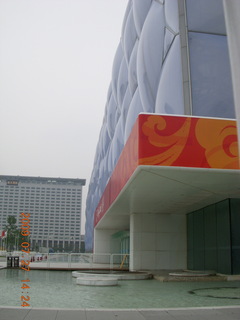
[0,0,128,232]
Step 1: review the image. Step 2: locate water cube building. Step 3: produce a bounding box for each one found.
[85,0,240,274]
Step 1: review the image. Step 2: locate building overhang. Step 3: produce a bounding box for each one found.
[94,114,240,230]
[96,165,240,229]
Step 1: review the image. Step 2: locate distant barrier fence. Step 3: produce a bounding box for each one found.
[6,252,130,270]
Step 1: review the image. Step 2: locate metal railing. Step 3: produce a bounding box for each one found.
[26,253,130,270]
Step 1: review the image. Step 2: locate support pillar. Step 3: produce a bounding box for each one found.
[94,228,120,263]
[130,213,187,271]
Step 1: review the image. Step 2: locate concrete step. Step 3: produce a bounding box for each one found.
[76,277,118,286]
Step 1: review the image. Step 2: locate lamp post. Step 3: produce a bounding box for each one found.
[47,233,54,253]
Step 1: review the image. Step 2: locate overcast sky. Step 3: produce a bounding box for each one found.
[0,0,128,233]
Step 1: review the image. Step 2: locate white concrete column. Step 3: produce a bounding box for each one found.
[223,0,240,144]
[130,213,187,271]
[94,228,120,263]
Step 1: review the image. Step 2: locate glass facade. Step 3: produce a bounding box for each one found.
[187,199,240,275]
[186,0,234,118]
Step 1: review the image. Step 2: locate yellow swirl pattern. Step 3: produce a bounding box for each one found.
[195,118,239,169]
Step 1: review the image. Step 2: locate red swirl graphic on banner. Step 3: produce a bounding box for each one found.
[139,115,191,165]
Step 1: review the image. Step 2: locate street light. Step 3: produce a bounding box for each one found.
[47,233,54,253]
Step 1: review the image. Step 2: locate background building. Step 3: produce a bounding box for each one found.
[85,0,240,274]
[0,175,85,252]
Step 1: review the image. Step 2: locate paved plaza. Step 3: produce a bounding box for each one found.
[1,259,240,319]
[0,307,240,320]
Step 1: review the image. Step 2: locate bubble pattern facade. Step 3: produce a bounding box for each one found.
[85,0,235,251]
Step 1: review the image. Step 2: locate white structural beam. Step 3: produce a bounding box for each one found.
[223,0,240,143]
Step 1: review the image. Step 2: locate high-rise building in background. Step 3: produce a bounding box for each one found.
[0,175,85,252]
[85,0,240,275]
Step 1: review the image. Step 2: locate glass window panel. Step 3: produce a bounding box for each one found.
[189,32,235,118]
[186,0,226,34]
